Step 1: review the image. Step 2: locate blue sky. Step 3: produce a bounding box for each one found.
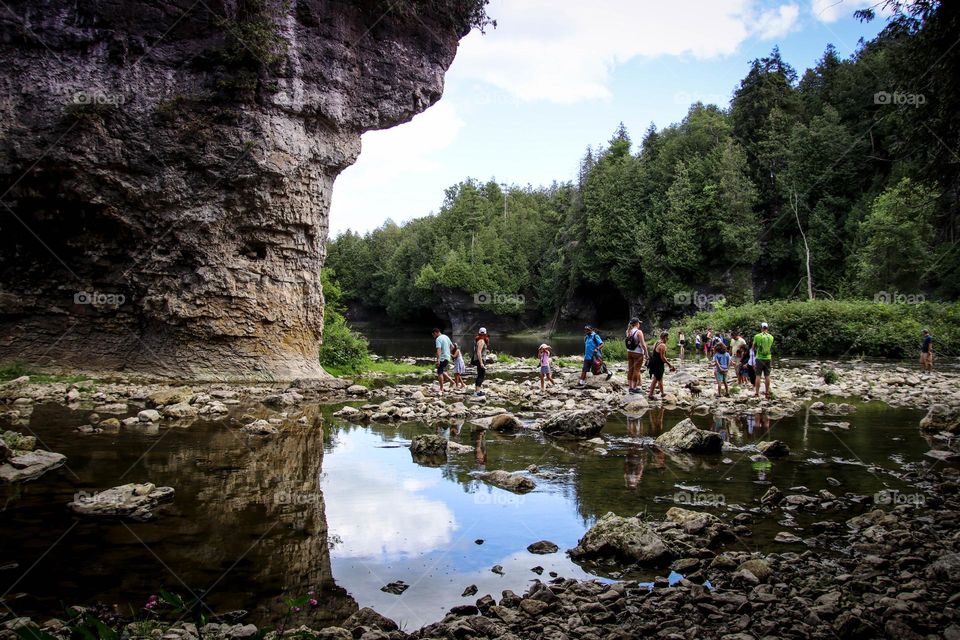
[329,0,887,236]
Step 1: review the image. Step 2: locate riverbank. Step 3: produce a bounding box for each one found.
[2,358,959,638]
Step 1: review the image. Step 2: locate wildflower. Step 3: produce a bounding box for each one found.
[308,599,318,606]
[293,607,301,612]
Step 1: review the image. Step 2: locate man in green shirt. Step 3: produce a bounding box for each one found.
[752,322,774,399]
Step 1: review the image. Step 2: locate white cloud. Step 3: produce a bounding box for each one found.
[328,101,463,234]
[450,0,802,103]
[754,4,801,39]
[811,0,882,23]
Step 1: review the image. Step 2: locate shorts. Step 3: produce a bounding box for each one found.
[437,360,449,376]
[582,358,593,373]
[540,365,551,374]
[755,359,771,376]
[715,370,727,382]
[679,340,686,346]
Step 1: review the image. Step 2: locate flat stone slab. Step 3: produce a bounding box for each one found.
[0,450,67,483]
[68,482,174,521]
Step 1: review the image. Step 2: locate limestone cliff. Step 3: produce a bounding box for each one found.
[0,0,479,379]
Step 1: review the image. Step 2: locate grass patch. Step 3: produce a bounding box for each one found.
[0,361,91,384]
[496,353,517,363]
[325,360,431,379]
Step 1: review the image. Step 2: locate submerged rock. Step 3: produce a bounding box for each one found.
[490,413,522,432]
[920,404,960,434]
[477,470,536,494]
[68,483,174,520]
[757,440,790,458]
[241,420,279,436]
[655,419,723,454]
[527,540,559,554]
[410,434,448,457]
[540,409,606,439]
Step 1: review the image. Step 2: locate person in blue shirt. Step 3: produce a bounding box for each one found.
[432,328,453,396]
[578,324,611,386]
[713,342,731,397]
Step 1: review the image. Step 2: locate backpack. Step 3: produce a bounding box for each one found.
[625,329,639,351]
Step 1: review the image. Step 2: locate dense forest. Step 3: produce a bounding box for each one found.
[328,0,959,330]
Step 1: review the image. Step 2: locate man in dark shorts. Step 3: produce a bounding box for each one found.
[578,324,610,385]
[752,322,774,399]
[921,329,934,371]
[432,328,453,396]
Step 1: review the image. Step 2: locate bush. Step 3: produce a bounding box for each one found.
[822,368,839,384]
[675,299,958,358]
[319,312,370,375]
[600,336,627,362]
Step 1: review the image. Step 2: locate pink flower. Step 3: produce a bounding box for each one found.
[293,607,301,612]
[308,599,318,606]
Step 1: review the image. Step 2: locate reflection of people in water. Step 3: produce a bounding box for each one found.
[626,416,642,438]
[448,422,461,438]
[713,415,729,442]
[648,406,665,436]
[624,447,646,489]
[473,429,487,466]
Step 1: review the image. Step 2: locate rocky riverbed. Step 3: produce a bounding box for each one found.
[1,357,959,639]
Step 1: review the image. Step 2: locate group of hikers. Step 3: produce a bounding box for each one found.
[432,321,935,399]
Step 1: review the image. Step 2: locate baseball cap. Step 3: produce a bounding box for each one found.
[760,322,769,329]
[478,327,487,334]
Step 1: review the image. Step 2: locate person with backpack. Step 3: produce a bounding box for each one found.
[578,324,611,386]
[647,331,675,400]
[625,318,648,394]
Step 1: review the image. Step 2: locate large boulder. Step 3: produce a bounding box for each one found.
[655,419,722,454]
[0,450,67,483]
[68,483,174,521]
[540,409,606,440]
[568,512,673,567]
[147,388,193,408]
[477,470,536,494]
[920,404,960,434]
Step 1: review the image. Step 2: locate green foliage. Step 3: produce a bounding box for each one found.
[319,269,370,374]
[328,2,960,321]
[0,361,90,384]
[822,368,839,384]
[677,299,957,358]
[599,338,627,362]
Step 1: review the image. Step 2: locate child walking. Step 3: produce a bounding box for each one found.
[451,342,466,390]
[537,343,555,391]
[713,342,730,397]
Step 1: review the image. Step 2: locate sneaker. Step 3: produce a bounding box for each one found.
[577,380,585,386]
[606,372,613,380]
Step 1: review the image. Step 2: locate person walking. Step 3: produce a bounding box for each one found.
[473,327,490,396]
[647,331,676,400]
[752,322,774,399]
[578,324,610,386]
[451,342,466,390]
[537,343,555,391]
[432,328,453,396]
[713,342,730,397]
[921,329,935,371]
[694,333,702,358]
[625,318,648,394]
[677,331,686,360]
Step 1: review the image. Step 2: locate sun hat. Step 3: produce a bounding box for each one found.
[539,343,549,350]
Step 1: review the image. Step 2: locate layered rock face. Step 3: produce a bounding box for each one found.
[0,0,470,378]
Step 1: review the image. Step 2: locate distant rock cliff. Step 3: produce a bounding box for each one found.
[0,0,477,379]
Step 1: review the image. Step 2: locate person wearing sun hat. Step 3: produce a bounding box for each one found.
[537,342,555,391]
[752,321,774,399]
